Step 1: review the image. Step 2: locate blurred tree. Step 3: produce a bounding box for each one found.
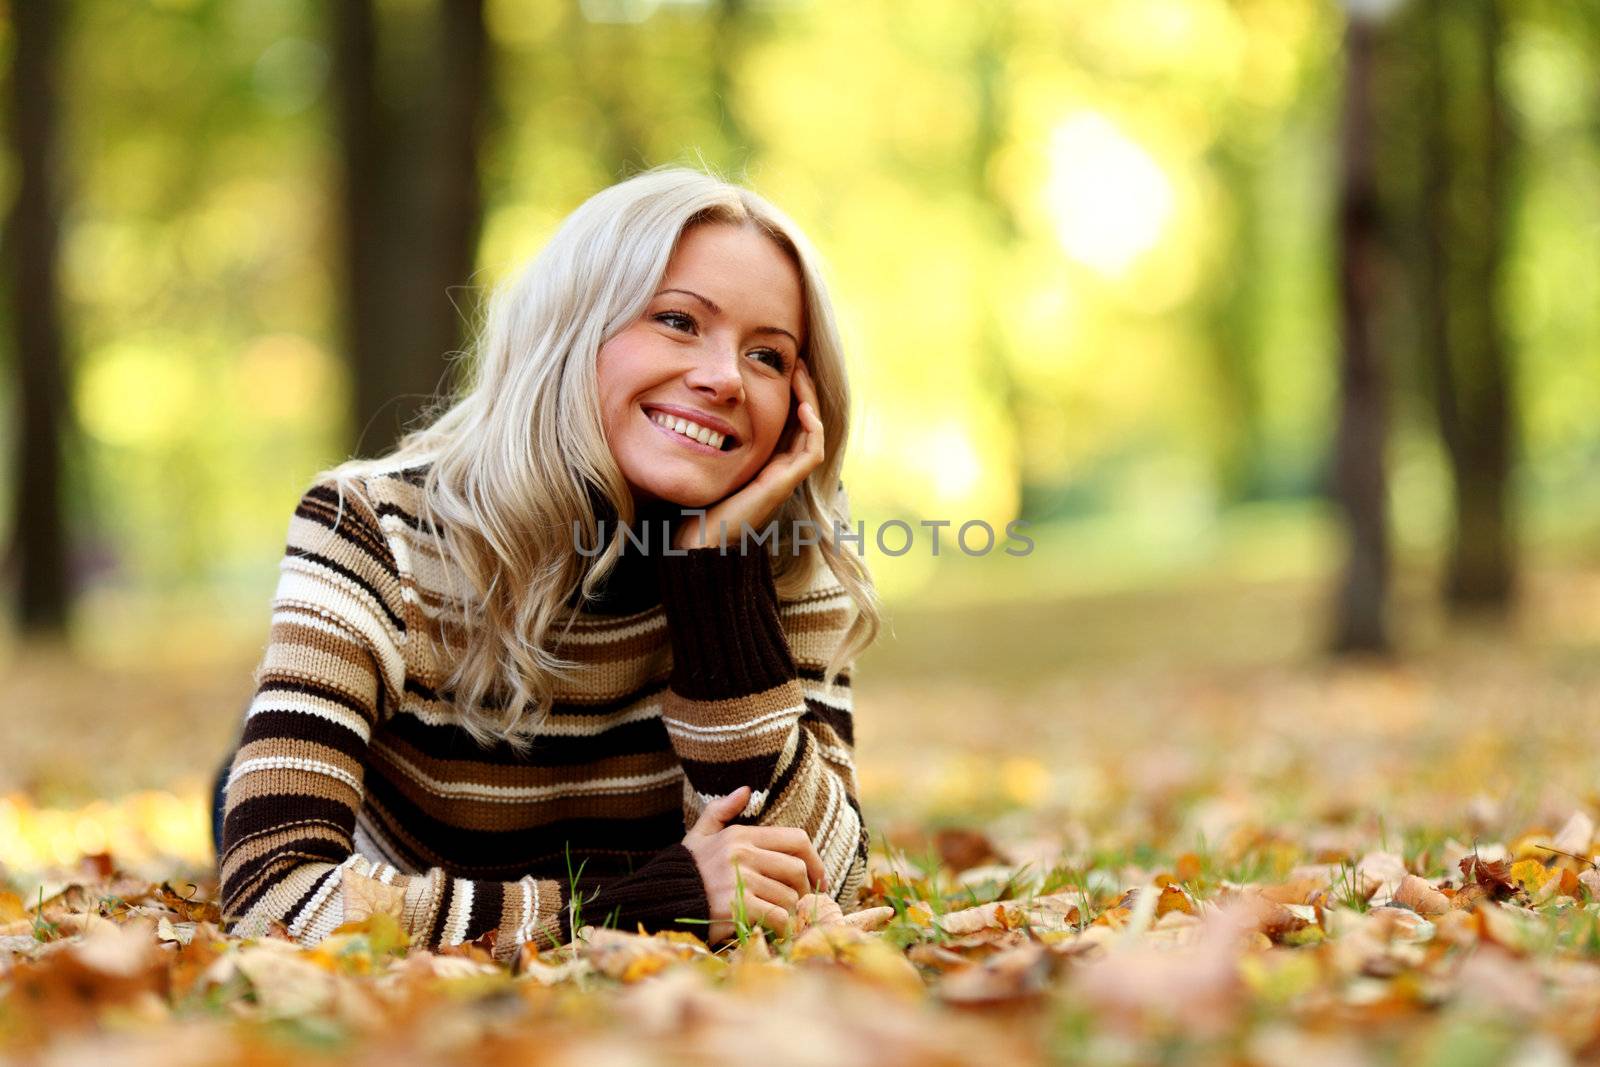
[5,0,73,637]
[1330,3,1392,654]
[1204,137,1267,505]
[576,11,650,180]
[711,0,754,172]
[1419,0,1517,612]
[332,0,487,457]
[969,6,1025,522]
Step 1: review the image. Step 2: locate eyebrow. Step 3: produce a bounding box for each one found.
[656,288,801,349]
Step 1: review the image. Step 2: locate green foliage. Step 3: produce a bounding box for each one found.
[19,0,1597,642]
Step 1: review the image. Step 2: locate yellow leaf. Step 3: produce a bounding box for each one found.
[1507,859,1548,894]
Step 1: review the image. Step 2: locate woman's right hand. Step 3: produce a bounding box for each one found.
[682,785,829,942]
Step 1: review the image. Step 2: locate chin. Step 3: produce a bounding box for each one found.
[629,473,730,511]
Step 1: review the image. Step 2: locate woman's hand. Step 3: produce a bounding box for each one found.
[681,785,829,942]
[673,360,825,551]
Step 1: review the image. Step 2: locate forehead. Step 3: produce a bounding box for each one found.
[660,222,804,335]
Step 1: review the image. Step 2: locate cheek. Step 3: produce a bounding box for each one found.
[595,339,647,424]
[746,385,794,457]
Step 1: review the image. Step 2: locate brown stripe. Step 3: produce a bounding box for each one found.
[226,765,362,809]
[265,619,373,672]
[363,754,683,832]
[373,731,679,791]
[661,682,799,732]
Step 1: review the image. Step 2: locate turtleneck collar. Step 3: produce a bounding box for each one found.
[567,488,688,616]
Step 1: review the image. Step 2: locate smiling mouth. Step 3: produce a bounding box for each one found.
[643,407,740,452]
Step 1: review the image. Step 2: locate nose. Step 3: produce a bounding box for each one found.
[684,338,744,405]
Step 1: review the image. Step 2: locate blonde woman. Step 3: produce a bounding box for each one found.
[214,167,879,959]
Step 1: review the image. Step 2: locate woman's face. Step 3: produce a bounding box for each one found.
[596,221,805,510]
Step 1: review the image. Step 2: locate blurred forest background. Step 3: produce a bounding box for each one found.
[2,0,1599,871]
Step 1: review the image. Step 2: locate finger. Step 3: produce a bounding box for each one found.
[800,404,824,464]
[740,827,827,890]
[799,400,823,433]
[794,893,846,931]
[714,888,792,937]
[751,898,792,936]
[689,786,750,836]
[738,847,812,898]
[735,870,800,915]
[793,358,818,401]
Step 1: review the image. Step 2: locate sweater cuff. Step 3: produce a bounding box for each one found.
[565,843,710,941]
[655,546,797,700]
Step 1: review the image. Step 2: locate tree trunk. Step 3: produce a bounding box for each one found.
[1418,0,1517,612]
[1446,0,1515,610]
[331,0,487,458]
[1330,16,1391,655]
[6,0,72,637]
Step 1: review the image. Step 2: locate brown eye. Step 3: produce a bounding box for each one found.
[654,311,696,333]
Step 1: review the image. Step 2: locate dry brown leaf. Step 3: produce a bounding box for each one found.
[1552,811,1596,858]
[1355,851,1408,899]
[232,940,340,1018]
[0,892,28,924]
[1020,892,1081,933]
[1259,875,1328,906]
[789,923,925,997]
[934,827,1002,874]
[578,926,707,982]
[1392,874,1449,917]
[937,943,1055,1005]
[1460,853,1519,901]
[938,900,1022,935]
[1155,884,1195,918]
[339,868,408,925]
[844,906,896,931]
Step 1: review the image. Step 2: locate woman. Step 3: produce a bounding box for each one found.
[214,167,879,962]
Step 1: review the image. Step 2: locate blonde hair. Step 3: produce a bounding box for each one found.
[322,166,880,751]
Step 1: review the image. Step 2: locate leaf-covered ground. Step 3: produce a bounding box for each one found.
[5,566,1600,1065]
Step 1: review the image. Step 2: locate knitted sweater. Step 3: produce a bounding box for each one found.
[218,465,869,961]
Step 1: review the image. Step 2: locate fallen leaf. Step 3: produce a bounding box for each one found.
[934,828,1001,874]
[1552,811,1596,859]
[578,927,707,983]
[938,901,1021,935]
[1392,875,1449,917]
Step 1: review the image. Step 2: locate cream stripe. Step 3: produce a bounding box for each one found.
[288,858,353,938]
[246,693,372,741]
[797,685,850,712]
[445,879,473,945]
[779,593,851,616]
[662,703,804,738]
[230,755,362,793]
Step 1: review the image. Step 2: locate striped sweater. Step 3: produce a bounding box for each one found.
[218,465,869,961]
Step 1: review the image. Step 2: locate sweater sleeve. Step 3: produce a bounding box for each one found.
[655,545,871,910]
[218,481,709,962]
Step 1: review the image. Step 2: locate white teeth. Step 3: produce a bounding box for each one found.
[649,411,726,450]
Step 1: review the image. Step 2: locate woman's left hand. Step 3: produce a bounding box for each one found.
[673,359,825,551]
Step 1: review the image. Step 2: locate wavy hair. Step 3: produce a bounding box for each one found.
[321,166,880,751]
